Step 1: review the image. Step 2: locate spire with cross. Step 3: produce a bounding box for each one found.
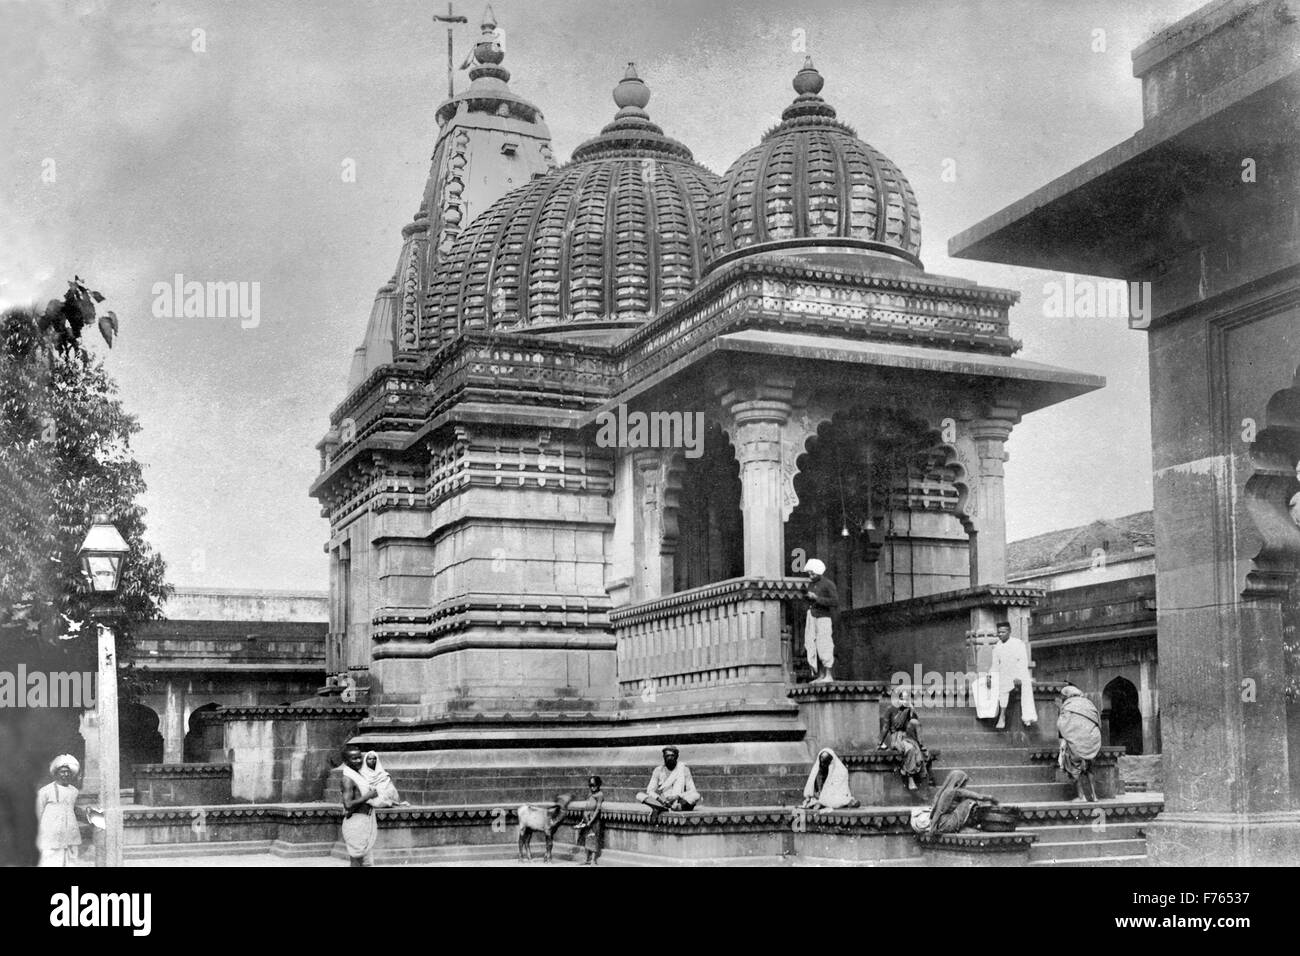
[431,2,469,100]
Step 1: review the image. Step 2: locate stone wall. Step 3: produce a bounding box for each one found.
[215,705,366,802]
[1118,754,1163,794]
[133,764,233,806]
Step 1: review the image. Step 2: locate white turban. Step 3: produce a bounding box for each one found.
[804,558,826,576]
[50,754,80,776]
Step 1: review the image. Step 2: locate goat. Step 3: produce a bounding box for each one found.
[517,793,573,862]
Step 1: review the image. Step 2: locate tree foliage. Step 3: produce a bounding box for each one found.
[0,279,169,693]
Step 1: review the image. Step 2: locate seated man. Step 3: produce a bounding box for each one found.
[988,622,1037,729]
[637,746,701,813]
[1057,683,1102,802]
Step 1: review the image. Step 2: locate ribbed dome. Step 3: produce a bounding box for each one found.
[425,65,718,346]
[707,59,921,270]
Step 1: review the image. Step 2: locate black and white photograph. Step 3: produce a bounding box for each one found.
[0,0,1296,909]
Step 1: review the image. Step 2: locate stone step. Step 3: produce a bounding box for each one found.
[940,764,1060,785]
[921,747,1044,766]
[1019,823,1145,843]
[980,781,1076,802]
[921,731,1049,746]
[1028,837,1148,863]
[1029,854,1148,867]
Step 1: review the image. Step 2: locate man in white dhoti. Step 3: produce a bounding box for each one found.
[987,622,1036,729]
[637,746,701,815]
[339,745,380,866]
[36,755,82,867]
[803,558,837,683]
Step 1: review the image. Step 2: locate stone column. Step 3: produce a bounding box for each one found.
[162,679,185,764]
[720,384,793,579]
[1138,657,1157,753]
[633,450,672,600]
[968,406,1020,585]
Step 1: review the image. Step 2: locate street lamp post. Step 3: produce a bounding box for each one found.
[78,514,130,868]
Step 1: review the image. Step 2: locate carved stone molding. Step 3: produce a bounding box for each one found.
[1244,363,1300,598]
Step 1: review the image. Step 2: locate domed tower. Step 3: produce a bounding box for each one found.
[707,58,921,274]
[346,7,555,392]
[425,64,718,347]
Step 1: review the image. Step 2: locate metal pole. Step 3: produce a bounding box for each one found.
[96,615,122,867]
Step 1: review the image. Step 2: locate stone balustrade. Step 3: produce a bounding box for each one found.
[612,577,806,709]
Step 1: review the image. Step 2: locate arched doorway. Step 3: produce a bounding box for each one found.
[118,702,164,786]
[673,422,743,591]
[785,408,966,609]
[183,703,220,763]
[1103,677,1143,754]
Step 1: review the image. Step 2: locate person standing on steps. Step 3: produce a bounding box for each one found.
[803,558,838,683]
[988,621,1036,729]
[1057,683,1102,802]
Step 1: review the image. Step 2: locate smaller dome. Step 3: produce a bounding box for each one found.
[424,65,718,347]
[707,59,922,271]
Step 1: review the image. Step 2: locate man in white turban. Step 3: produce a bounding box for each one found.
[36,755,82,867]
[803,558,838,683]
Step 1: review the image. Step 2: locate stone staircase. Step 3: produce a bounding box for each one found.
[328,764,811,809]
[871,698,1151,866]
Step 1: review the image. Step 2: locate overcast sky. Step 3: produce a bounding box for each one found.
[2,0,1206,591]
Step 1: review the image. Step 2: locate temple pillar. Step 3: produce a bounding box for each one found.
[633,450,673,600]
[967,407,1019,585]
[162,679,185,764]
[720,382,794,579]
[1138,657,1157,754]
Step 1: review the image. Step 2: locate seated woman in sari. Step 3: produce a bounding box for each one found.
[927,770,998,835]
[878,689,934,791]
[800,748,860,810]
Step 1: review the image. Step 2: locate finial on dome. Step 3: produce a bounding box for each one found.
[793,57,824,96]
[613,62,651,110]
[779,57,837,124]
[472,5,505,67]
[570,63,694,163]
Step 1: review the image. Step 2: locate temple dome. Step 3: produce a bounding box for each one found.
[425,64,718,346]
[706,59,922,271]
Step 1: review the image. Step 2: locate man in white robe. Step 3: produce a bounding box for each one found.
[637,746,701,813]
[339,745,380,866]
[987,622,1036,729]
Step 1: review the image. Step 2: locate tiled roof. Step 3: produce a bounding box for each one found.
[1007,510,1154,575]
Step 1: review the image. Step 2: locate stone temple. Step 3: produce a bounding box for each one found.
[250,9,1167,863]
